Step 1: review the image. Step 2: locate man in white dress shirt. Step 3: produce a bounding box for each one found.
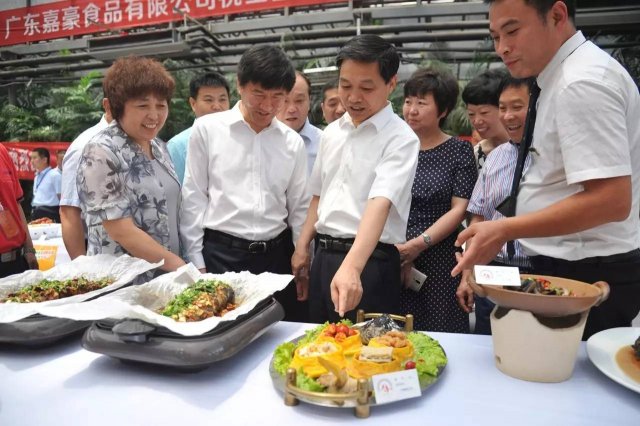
[277,71,323,176]
[454,0,640,339]
[60,102,111,259]
[180,45,310,321]
[292,35,419,322]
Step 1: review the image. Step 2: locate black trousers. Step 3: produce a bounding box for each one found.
[31,205,60,223]
[308,241,402,324]
[0,255,28,279]
[202,229,307,323]
[529,249,640,340]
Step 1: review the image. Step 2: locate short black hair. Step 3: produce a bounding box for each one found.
[336,34,399,84]
[404,67,459,126]
[484,0,575,22]
[322,79,338,102]
[296,71,311,97]
[189,72,230,99]
[33,147,50,164]
[499,74,531,95]
[237,44,296,91]
[462,68,508,107]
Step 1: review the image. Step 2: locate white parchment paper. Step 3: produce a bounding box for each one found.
[0,254,162,323]
[40,269,293,336]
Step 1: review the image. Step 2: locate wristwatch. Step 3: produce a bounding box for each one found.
[421,233,432,248]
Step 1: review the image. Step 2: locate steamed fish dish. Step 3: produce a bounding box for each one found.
[161,279,236,322]
[1,276,114,303]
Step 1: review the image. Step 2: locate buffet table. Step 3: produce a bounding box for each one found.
[0,322,637,425]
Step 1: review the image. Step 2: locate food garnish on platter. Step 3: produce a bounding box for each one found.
[368,330,415,360]
[0,276,115,303]
[289,341,346,378]
[161,279,236,322]
[316,322,362,356]
[272,319,447,394]
[28,217,54,225]
[348,346,401,379]
[507,277,574,296]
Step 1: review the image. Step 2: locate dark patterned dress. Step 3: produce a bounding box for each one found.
[401,137,477,332]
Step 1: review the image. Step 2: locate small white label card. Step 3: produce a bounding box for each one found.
[474,265,521,287]
[371,369,421,405]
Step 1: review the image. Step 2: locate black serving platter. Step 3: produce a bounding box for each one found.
[82,297,284,372]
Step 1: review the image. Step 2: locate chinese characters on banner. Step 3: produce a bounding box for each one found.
[1,0,341,47]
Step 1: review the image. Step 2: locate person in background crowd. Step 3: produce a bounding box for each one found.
[320,79,346,125]
[55,150,65,172]
[456,75,532,335]
[60,104,112,259]
[277,71,323,175]
[30,147,61,223]
[454,0,640,340]
[0,143,39,277]
[168,72,230,184]
[292,35,419,323]
[396,68,477,332]
[77,56,185,275]
[180,45,310,321]
[462,69,510,170]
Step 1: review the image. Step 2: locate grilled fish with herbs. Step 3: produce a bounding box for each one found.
[161,279,236,322]
[0,277,115,303]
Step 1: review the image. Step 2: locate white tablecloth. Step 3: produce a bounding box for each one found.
[0,322,637,425]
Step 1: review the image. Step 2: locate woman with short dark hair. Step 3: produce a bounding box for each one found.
[396,67,477,332]
[77,56,185,274]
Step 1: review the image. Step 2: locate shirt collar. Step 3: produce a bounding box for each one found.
[298,118,314,143]
[35,166,51,176]
[231,101,285,135]
[537,31,585,91]
[339,102,395,132]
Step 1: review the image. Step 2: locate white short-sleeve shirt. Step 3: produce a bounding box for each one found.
[60,116,109,208]
[517,31,640,260]
[309,102,419,244]
[180,102,310,269]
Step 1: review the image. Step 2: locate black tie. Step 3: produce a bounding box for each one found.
[496,79,541,258]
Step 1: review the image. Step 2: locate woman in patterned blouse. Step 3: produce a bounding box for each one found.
[77,56,185,274]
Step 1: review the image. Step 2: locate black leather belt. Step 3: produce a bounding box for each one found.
[204,229,289,254]
[0,246,24,263]
[317,234,394,261]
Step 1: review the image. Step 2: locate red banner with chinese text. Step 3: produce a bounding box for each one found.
[1,0,343,47]
[1,142,71,180]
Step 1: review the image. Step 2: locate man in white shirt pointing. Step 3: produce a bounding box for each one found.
[292,35,419,322]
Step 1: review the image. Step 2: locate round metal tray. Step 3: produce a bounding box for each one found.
[269,332,447,408]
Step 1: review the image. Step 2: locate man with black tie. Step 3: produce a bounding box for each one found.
[453,0,640,339]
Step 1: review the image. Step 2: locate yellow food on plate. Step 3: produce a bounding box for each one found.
[368,330,414,362]
[316,327,362,356]
[289,341,346,378]
[347,346,401,379]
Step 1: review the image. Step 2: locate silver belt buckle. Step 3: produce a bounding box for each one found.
[1,250,15,263]
[248,241,267,253]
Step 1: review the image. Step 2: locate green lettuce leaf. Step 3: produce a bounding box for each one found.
[407,332,447,378]
[273,341,296,376]
[296,370,326,392]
